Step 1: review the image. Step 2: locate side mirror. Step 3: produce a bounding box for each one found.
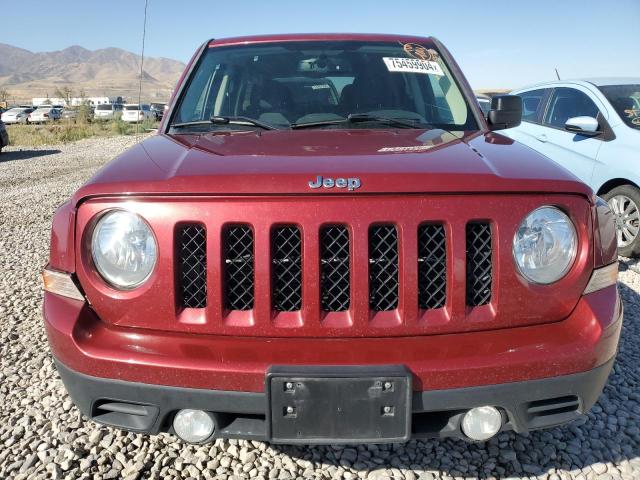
[565,116,601,136]
[487,95,522,131]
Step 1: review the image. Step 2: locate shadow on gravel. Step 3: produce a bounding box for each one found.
[0,149,61,162]
[273,277,640,478]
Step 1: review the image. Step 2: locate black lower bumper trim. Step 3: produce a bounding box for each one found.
[54,357,615,443]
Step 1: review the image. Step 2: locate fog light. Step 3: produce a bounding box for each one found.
[172,409,215,443]
[461,406,502,441]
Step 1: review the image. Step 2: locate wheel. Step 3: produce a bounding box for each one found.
[603,185,640,258]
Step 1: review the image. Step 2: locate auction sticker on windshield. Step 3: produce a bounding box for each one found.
[383,57,444,76]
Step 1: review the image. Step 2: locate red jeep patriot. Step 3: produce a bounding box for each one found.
[43,34,622,444]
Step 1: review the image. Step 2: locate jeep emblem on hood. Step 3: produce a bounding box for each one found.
[308,175,361,191]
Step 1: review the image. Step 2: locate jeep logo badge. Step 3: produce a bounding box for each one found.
[308,175,361,191]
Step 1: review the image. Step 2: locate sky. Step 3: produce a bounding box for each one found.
[1,0,639,89]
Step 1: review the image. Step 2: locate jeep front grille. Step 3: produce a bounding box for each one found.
[320,226,350,312]
[368,225,399,311]
[223,225,255,311]
[178,225,207,308]
[175,216,497,332]
[466,222,492,306]
[271,226,302,311]
[97,195,583,337]
[418,224,447,309]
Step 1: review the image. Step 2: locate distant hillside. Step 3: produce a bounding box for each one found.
[0,43,186,103]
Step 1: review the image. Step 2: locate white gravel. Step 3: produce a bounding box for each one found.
[0,137,639,480]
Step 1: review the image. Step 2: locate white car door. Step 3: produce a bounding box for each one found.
[533,86,605,187]
[503,88,553,154]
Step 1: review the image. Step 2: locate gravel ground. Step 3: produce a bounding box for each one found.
[0,137,639,480]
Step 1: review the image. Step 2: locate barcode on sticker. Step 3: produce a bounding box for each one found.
[383,57,444,76]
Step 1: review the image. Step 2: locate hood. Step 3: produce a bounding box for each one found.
[72,128,592,205]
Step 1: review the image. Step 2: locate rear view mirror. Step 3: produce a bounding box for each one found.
[487,95,522,131]
[565,116,601,136]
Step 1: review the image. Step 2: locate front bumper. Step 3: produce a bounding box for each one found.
[44,285,622,393]
[44,284,623,442]
[55,356,616,442]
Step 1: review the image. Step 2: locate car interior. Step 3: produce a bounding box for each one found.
[545,89,599,128]
[173,42,475,130]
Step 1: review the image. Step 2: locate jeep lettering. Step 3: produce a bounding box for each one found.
[308,175,361,190]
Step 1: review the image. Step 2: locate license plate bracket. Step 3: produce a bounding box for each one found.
[266,365,412,444]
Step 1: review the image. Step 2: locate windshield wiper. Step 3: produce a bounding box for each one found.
[170,115,277,131]
[210,115,277,130]
[291,113,422,129]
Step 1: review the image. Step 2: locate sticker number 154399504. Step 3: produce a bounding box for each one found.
[382,57,444,76]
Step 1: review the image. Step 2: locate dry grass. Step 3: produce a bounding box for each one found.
[6,118,158,147]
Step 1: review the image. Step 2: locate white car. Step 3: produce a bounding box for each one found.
[1,107,34,124]
[505,78,640,256]
[477,97,492,116]
[122,104,153,123]
[28,106,62,123]
[94,103,124,120]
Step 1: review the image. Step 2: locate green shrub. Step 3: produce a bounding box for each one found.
[110,118,130,135]
[76,105,93,124]
[6,117,159,146]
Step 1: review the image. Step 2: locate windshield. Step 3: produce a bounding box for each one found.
[598,84,640,130]
[96,104,113,111]
[124,105,141,110]
[171,40,477,131]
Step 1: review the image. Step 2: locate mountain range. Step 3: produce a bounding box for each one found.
[0,43,186,103]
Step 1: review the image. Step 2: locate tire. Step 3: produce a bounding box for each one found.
[602,184,640,258]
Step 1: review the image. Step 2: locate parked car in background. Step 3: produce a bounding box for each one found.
[1,107,33,124]
[122,104,153,123]
[61,106,92,119]
[94,103,123,120]
[150,103,166,120]
[0,119,8,153]
[28,106,62,123]
[477,97,492,116]
[505,78,640,256]
[45,34,622,446]
[61,108,78,120]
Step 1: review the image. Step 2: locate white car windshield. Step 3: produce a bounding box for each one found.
[598,84,640,130]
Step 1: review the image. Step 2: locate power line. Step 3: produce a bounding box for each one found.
[136,0,149,140]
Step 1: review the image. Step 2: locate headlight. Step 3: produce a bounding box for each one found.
[91,210,157,289]
[513,206,577,284]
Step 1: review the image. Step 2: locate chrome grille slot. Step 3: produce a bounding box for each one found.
[178,225,207,308]
[271,226,302,311]
[466,222,492,306]
[368,225,399,311]
[418,224,447,309]
[223,225,255,311]
[320,226,351,312]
